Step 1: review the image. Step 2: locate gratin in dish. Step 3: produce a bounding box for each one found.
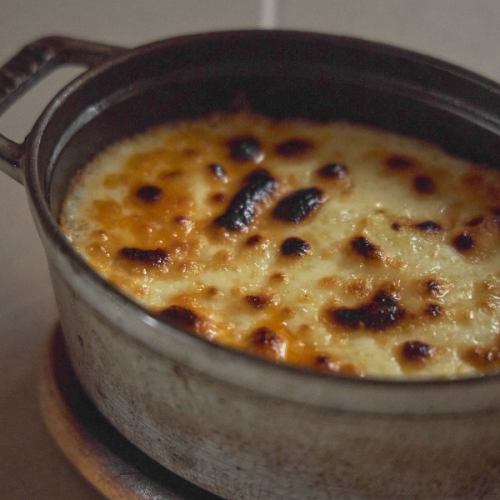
[60,112,500,378]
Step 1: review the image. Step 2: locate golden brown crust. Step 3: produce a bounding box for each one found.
[60,112,500,378]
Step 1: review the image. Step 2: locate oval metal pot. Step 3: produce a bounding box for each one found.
[1,31,500,499]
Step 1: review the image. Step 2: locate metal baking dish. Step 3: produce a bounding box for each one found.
[1,31,499,498]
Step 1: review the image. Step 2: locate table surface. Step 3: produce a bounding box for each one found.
[0,1,498,498]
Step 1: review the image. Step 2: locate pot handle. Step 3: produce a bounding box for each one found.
[0,36,125,184]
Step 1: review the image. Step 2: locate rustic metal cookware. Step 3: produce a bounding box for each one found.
[1,31,499,498]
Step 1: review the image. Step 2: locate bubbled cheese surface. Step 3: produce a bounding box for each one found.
[60,112,500,378]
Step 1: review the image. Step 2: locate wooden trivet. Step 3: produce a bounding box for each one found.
[39,326,219,500]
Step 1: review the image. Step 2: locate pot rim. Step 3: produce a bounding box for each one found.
[23,29,500,413]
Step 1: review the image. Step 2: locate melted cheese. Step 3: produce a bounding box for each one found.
[60,112,500,378]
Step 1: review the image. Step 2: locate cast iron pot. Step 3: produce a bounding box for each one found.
[1,31,499,499]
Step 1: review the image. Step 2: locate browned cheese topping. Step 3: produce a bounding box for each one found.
[60,112,500,378]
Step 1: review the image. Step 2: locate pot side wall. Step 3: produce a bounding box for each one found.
[49,262,500,499]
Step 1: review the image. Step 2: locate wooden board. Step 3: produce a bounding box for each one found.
[38,327,220,500]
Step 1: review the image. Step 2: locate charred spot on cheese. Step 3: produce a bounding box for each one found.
[317,163,348,179]
[274,138,314,158]
[251,327,282,356]
[270,272,286,283]
[210,192,226,203]
[160,169,182,179]
[174,215,189,225]
[245,234,263,246]
[208,163,227,181]
[252,327,280,346]
[413,220,442,233]
[181,147,197,156]
[462,337,500,372]
[245,295,269,309]
[273,187,324,223]
[491,207,500,224]
[350,236,381,260]
[227,136,263,163]
[119,247,169,266]
[391,222,401,231]
[280,237,310,257]
[385,154,414,170]
[330,290,405,331]
[452,232,475,253]
[413,175,436,194]
[492,208,500,227]
[466,216,484,227]
[401,340,433,362]
[314,355,340,372]
[135,185,162,202]
[425,303,442,318]
[425,279,443,297]
[214,169,277,231]
[205,286,220,298]
[159,305,201,333]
